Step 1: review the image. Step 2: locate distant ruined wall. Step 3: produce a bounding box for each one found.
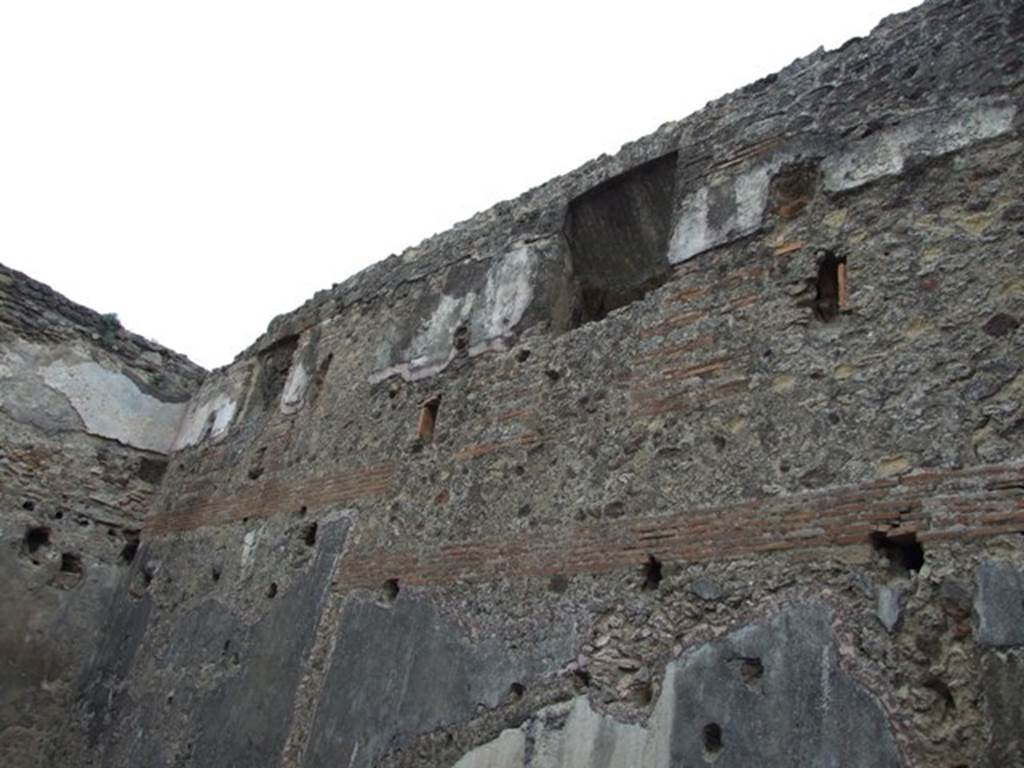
[4,0,1024,766]
[0,265,205,766]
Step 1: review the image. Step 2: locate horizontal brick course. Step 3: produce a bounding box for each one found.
[145,463,395,534]
[335,462,1024,590]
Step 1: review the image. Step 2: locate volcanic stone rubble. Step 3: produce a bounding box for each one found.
[2,0,1024,765]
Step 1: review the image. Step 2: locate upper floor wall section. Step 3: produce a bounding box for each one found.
[170,0,1023,454]
[0,265,206,455]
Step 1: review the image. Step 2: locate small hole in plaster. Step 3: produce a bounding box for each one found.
[634,682,654,706]
[266,582,278,599]
[508,682,525,700]
[642,555,663,591]
[22,500,35,511]
[137,457,168,484]
[24,526,51,555]
[382,578,400,604]
[59,552,84,582]
[211,565,222,582]
[739,658,764,686]
[119,531,140,564]
[302,521,318,547]
[703,723,723,759]
[548,574,570,593]
[572,669,592,690]
[417,395,441,443]
[516,348,531,363]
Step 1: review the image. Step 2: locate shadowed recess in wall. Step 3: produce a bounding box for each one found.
[563,152,678,328]
[257,334,300,410]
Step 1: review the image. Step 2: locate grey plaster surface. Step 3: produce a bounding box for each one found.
[974,560,1024,647]
[304,592,575,768]
[449,604,903,768]
[979,650,1024,768]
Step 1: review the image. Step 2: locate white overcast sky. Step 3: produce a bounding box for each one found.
[1,1,920,369]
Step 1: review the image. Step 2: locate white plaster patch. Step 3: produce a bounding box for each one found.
[448,695,652,768]
[452,728,525,768]
[822,102,1017,192]
[240,530,257,571]
[532,697,649,768]
[40,360,187,454]
[280,360,310,415]
[371,245,538,382]
[667,186,712,265]
[0,344,26,378]
[667,101,1016,265]
[468,245,537,355]
[667,159,782,265]
[172,392,238,450]
[450,605,901,768]
[370,292,475,383]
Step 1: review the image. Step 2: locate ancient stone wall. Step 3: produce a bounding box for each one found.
[0,265,205,765]
[4,0,1024,766]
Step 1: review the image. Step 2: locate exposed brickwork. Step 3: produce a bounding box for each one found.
[336,463,1024,590]
[145,462,395,534]
[22,2,1024,766]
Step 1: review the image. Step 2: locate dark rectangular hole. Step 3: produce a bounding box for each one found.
[256,334,300,409]
[417,395,441,442]
[813,249,847,322]
[563,152,678,329]
[870,530,924,573]
[642,554,663,591]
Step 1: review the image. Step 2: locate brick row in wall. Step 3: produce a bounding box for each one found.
[335,462,1024,590]
[625,257,769,416]
[145,462,395,534]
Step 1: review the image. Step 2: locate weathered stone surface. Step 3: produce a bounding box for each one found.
[662,604,901,767]
[877,585,902,633]
[193,517,350,767]
[40,359,187,453]
[1,339,190,453]
[369,242,556,382]
[530,697,648,768]
[304,591,575,767]
[453,729,526,768]
[0,374,85,433]
[0,267,204,767]
[668,155,789,264]
[974,560,1024,647]
[979,651,1024,768]
[821,100,1017,192]
[69,516,349,767]
[5,0,1024,766]
[173,389,240,449]
[449,605,902,768]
